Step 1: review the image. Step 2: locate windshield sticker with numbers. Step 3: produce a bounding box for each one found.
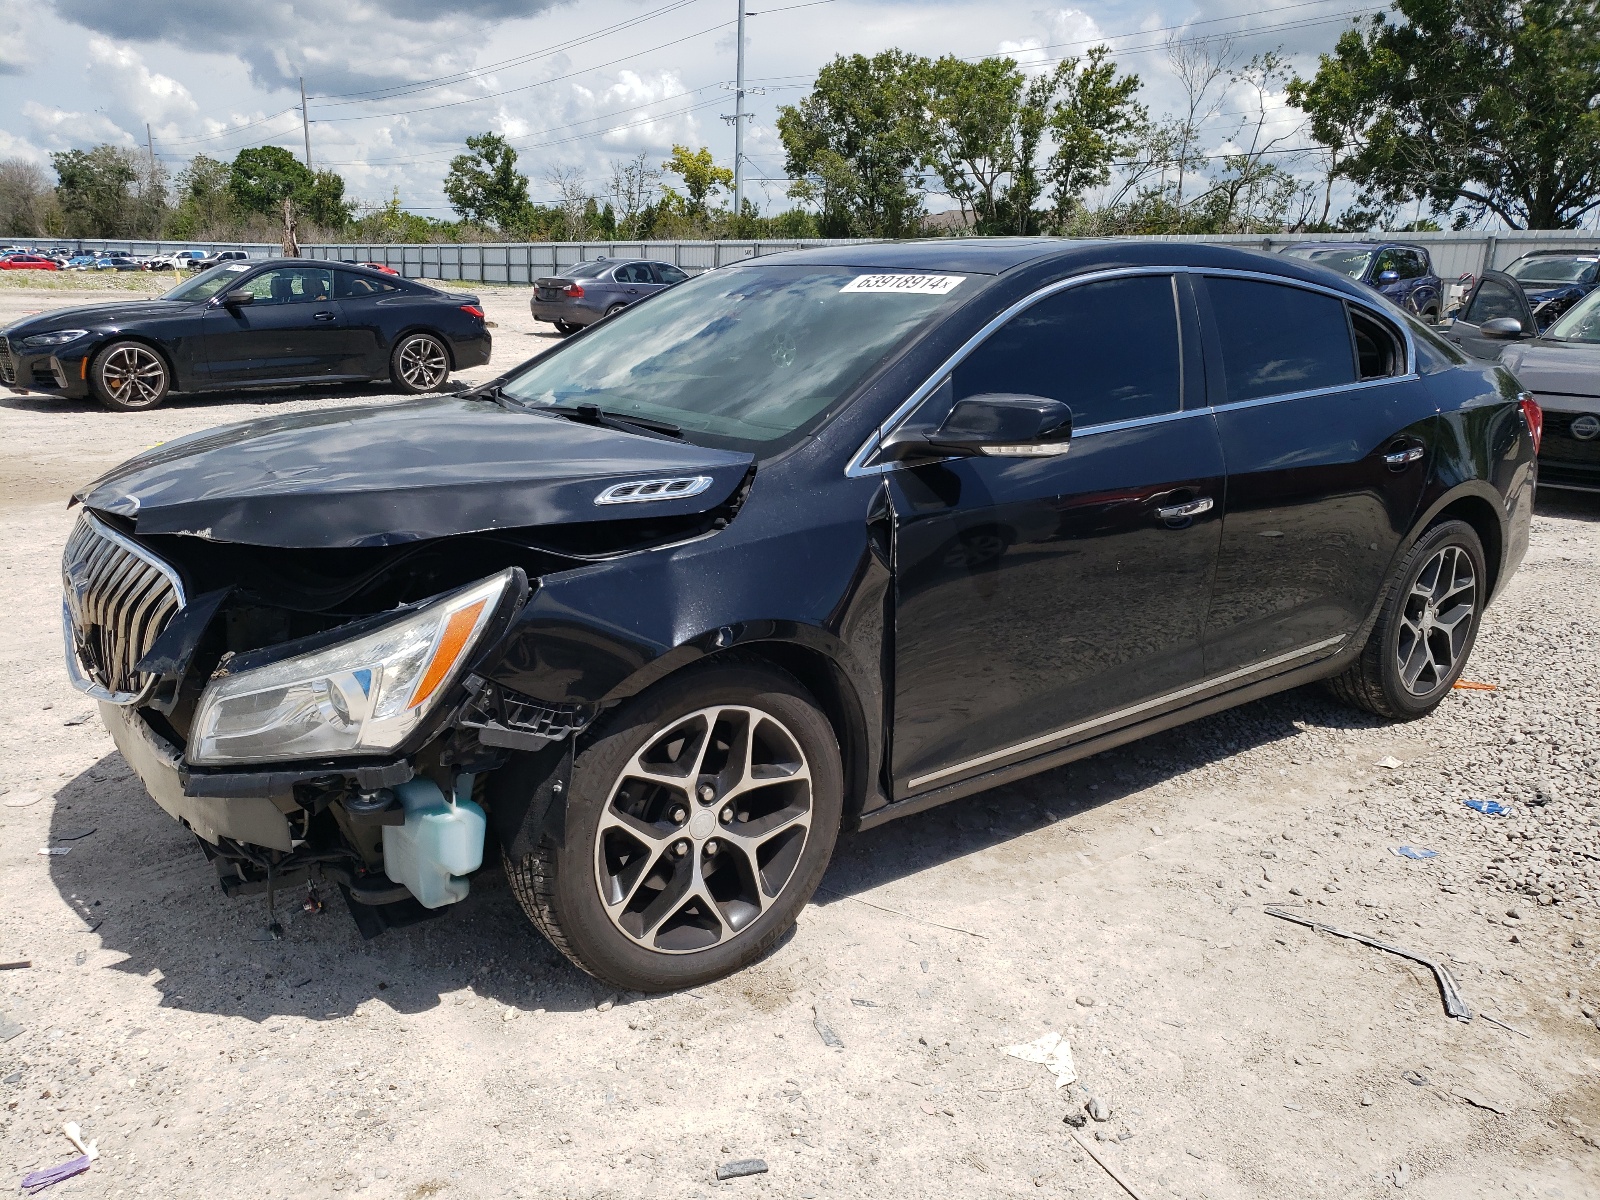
[840,274,966,295]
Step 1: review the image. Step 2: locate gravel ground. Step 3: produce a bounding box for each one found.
[0,280,1597,1200]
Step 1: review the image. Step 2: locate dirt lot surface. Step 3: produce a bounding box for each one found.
[1,281,1597,1199]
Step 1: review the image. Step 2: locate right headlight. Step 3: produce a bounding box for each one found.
[189,569,514,766]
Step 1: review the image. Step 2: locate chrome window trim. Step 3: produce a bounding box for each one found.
[905,633,1347,792]
[846,264,1417,479]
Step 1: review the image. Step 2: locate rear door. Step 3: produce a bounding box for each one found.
[202,265,348,382]
[888,272,1226,796]
[1198,274,1438,676]
[1442,271,1537,360]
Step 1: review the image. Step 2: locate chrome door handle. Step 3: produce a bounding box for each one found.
[1156,496,1214,521]
[1384,445,1425,468]
[312,311,337,322]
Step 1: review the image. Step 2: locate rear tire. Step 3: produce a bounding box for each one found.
[604,304,626,319]
[505,660,843,992]
[389,333,450,393]
[89,341,170,411]
[1421,306,1440,324]
[1328,520,1486,720]
[553,320,577,336]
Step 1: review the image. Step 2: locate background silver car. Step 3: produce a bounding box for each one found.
[529,258,690,335]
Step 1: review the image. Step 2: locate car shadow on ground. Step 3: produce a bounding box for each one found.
[1535,488,1600,521]
[43,681,1382,1023]
[0,378,470,416]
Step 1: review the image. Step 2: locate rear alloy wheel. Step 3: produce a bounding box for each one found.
[389,333,450,393]
[1329,519,1485,719]
[89,341,170,411]
[604,304,626,319]
[505,662,842,992]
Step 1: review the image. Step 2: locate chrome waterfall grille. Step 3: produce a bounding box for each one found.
[61,512,186,704]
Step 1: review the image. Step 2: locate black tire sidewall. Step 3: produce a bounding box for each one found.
[1375,520,1486,717]
[389,333,447,393]
[90,340,170,411]
[547,663,843,992]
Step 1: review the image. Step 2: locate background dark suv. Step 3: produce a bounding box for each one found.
[1281,241,1443,322]
[530,258,690,334]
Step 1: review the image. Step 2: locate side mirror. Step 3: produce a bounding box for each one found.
[221,288,254,307]
[880,393,1073,461]
[1376,270,1400,284]
[1480,316,1525,339]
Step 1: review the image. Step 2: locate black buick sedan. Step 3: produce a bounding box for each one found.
[2,259,490,411]
[62,239,1535,991]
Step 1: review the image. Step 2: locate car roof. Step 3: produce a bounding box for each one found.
[1285,240,1425,252]
[748,237,1378,297]
[1514,249,1600,259]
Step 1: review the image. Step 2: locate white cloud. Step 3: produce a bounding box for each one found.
[23,101,133,146]
[88,36,200,127]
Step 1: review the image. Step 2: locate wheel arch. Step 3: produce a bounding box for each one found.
[89,334,177,381]
[389,325,457,370]
[1417,484,1506,600]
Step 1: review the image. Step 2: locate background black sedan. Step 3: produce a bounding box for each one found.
[0,259,490,411]
[530,257,690,334]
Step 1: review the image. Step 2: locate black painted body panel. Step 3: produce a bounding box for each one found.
[67,239,1536,841]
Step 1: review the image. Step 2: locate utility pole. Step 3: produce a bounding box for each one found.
[145,123,155,175]
[300,76,312,169]
[733,0,746,215]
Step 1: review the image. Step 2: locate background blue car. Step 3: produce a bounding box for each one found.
[1502,250,1600,329]
[1280,241,1443,322]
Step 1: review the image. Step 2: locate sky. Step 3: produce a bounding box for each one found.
[0,0,1388,219]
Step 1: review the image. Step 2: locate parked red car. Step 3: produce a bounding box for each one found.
[0,253,60,271]
[361,262,399,275]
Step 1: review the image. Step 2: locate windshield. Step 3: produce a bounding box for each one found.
[1545,289,1600,343]
[162,261,253,302]
[1507,256,1598,284]
[1282,247,1373,280]
[498,264,969,450]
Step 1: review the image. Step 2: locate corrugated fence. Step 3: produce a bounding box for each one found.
[7,230,1600,285]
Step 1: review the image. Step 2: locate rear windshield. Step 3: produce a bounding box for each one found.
[500,265,970,451]
[566,261,613,279]
[1282,247,1372,280]
[1507,256,1598,284]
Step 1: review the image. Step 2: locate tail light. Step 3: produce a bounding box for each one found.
[563,283,584,298]
[459,304,484,320]
[1518,391,1543,455]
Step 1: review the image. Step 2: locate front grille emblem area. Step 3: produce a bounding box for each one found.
[594,476,714,505]
[61,512,186,705]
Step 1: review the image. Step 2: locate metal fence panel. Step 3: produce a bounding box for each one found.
[10,232,1600,287]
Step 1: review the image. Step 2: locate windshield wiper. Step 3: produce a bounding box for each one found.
[528,403,683,440]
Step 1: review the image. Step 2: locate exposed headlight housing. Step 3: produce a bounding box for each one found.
[21,329,88,347]
[188,570,516,766]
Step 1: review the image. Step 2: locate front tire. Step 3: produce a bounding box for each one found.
[389,333,450,393]
[506,661,843,992]
[1329,519,1486,720]
[89,341,170,411]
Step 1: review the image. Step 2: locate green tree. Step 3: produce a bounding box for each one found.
[168,153,235,237]
[52,145,142,237]
[661,145,732,220]
[229,145,313,215]
[921,56,1039,234]
[1044,47,1147,225]
[1289,0,1600,229]
[443,133,531,230]
[776,50,930,237]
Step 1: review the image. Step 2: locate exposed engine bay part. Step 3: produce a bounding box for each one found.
[457,676,588,751]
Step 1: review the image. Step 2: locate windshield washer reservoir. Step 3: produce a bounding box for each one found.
[382,776,486,909]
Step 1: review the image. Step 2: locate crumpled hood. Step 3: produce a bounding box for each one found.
[75,397,755,548]
[3,300,199,337]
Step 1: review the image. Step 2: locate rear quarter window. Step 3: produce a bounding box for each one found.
[1204,277,1357,403]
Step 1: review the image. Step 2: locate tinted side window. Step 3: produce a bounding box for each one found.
[1464,278,1523,324]
[334,270,398,298]
[1205,278,1357,403]
[244,267,333,305]
[655,264,688,284]
[1372,249,1402,278]
[950,275,1181,428]
[617,263,652,283]
[1398,251,1427,279]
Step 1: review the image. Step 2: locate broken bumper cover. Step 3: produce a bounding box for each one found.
[99,701,413,853]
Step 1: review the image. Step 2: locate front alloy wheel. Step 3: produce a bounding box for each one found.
[90,341,170,411]
[506,662,842,991]
[390,333,450,393]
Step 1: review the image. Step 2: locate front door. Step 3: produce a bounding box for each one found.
[888,272,1225,797]
[1197,274,1439,677]
[1443,271,1537,360]
[202,265,348,383]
